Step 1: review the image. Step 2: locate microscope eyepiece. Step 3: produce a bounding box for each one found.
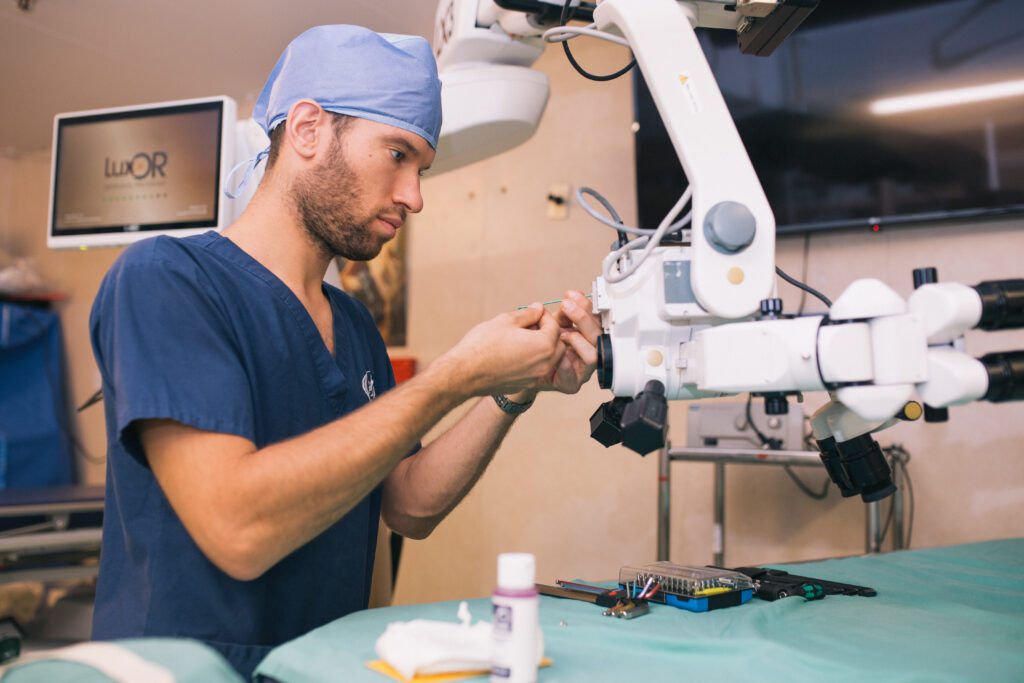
[974,280,1024,332]
[980,351,1024,403]
[815,434,896,502]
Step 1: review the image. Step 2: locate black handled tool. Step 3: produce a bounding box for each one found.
[728,566,876,601]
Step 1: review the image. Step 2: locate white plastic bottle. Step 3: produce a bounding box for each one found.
[491,552,539,683]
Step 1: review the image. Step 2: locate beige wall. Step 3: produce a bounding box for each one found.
[0,156,12,254]
[2,40,1022,608]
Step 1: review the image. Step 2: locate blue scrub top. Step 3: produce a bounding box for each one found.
[89,231,398,678]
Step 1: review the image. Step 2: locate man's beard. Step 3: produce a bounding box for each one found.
[291,138,400,261]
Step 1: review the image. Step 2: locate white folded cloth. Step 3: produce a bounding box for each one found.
[375,602,543,680]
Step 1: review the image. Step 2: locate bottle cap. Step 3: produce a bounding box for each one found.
[497,552,535,590]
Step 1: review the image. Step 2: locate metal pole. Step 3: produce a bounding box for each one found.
[891,461,905,551]
[713,462,725,567]
[657,446,671,561]
[667,446,825,467]
[866,501,881,554]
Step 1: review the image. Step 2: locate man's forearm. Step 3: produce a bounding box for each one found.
[382,391,533,538]
[145,356,471,580]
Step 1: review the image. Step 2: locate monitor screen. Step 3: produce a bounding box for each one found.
[48,97,236,249]
[634,0,1024,234]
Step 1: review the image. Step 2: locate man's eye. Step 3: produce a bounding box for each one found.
[390,149,405,162]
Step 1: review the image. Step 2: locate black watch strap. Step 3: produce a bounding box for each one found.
[492,393,535,415]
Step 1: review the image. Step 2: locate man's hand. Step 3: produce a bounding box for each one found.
[441,304,565,397]
[548,290,601,394]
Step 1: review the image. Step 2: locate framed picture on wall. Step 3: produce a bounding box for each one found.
[335,229,408,347]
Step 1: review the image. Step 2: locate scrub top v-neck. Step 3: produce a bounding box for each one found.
[89,231,396,678]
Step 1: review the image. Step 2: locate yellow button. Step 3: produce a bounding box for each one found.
[902,401,923,421]
[727,267,745,285]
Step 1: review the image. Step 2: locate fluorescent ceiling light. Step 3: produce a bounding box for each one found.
[870,78,1024,116]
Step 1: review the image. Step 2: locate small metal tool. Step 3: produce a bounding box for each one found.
[537,583,623,608]
[603,599,650,619]
[517,294,593,310]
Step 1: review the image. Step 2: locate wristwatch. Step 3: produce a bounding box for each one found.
[492,393,535,415]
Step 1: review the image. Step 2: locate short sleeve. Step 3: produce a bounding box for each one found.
[90,239,255,462]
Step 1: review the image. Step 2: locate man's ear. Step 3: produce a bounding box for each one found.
[284,99,325,161]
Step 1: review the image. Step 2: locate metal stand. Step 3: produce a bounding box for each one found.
[891,457,905,551]
[657,443,671,562]
[866,502,881,554]
[713,463,725,567]
[656,444,903,563]
[0,485,104,584]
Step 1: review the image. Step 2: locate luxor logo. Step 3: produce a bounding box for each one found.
[104,151,168,180]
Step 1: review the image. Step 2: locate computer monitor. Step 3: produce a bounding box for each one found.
[634,0,1024,234]
[47,96,236,249]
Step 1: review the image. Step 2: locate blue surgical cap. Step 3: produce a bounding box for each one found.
[255,25,442,147]
[225,24,441,199]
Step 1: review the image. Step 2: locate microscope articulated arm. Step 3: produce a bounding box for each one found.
[432,1,1024,504]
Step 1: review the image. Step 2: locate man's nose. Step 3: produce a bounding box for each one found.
[394,174,424,214]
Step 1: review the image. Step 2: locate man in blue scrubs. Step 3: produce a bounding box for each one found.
[89,25,602,677]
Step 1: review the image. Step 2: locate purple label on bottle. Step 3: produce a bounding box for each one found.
[493,604,512,633]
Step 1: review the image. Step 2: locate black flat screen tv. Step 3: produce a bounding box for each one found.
[634,0,1024,234]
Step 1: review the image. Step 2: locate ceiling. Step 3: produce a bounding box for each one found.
[0,0,437,156]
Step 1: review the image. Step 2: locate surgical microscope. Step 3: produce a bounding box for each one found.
[431,0,1024,503]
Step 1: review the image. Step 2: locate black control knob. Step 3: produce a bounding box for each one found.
[839,434,897,503]
[815,433,897,502]
[815,437,858,498]
[620,380,668,456]
[760,298,784,318]
[923,405,949,423]
[763,394,788,415]
[913,267,938,289]
[589,397,632,448]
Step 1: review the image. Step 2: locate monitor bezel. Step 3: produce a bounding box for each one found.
[47,95,237,250]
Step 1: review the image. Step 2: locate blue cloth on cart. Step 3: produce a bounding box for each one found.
[0,303,74,489]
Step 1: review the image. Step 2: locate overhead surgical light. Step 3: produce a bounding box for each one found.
[870,78,1024,116]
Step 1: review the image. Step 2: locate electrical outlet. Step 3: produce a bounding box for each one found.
[546,183,570,220]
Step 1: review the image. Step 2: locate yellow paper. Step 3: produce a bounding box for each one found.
[366,658,553,683]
